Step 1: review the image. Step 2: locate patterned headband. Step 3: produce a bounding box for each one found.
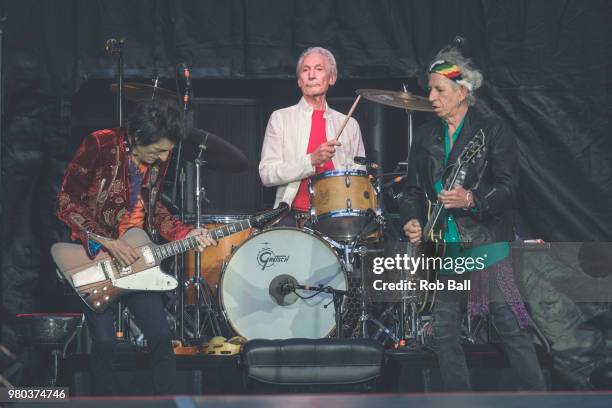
[428,60,473,91]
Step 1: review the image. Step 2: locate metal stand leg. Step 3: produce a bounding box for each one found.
[353,245,399,343]
[180,148,222,342]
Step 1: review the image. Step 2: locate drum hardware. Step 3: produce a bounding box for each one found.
[327,211,393,340]
[356,84,437,346]
[269,273,349,338]
[368,305,401,346]
[397,289,423,345]
[187,146,223,340]
[165,120,250,344]
[354,245,395,339]
[293,283,349,339]
[181,127,249,173]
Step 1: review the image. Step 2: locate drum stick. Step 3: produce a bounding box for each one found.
[334,95,361,142]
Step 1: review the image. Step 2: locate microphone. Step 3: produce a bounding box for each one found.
[381,175,407,190]
[104,38,117,54]
[354,156,374,166]
[280,282,295,295]
[354,156,380,171]
[268,274,299,306]
[105,38,125,55]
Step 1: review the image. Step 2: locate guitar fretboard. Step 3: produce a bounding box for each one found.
[152,219,252,261]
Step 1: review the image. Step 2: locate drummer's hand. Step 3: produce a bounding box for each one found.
[104,239,140,267]
[403,219,422,245]
[310,140,341,167]
[187,228,217,251]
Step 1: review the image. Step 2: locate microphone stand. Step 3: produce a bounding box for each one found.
[106,38,127,342]
[295,285,349,339]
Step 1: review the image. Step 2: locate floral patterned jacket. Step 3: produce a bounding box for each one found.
[56,128,191,257]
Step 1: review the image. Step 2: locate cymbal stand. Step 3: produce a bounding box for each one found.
[182,145,222,340]
[354,244,400,343]
[395,83,427,346]
[339,216,397,342]
[403,83,415,158]
[397,286,424,346]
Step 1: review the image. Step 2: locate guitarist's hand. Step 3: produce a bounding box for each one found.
[403,219,422,245]
[187,228,217,251]
[105,239,140,267]
[439,186,474,209]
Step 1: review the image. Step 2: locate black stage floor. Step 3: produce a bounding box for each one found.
[56,344,553,395]
[16,392,612,408]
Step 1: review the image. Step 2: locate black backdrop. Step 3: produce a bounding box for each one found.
[1,0,610,315]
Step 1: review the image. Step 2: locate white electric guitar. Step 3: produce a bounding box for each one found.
[51,204,288,312]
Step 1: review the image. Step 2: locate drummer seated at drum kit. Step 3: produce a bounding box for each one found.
[259,46,368,232]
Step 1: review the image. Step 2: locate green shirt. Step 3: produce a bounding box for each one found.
[436,119,509,274]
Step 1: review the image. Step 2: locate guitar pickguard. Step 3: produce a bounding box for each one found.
[113,266,178,291]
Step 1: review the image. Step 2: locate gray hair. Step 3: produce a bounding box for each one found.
[296,47,338,78]
[430,48,483,105]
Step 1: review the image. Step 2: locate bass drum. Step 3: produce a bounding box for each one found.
[219,227,348,340]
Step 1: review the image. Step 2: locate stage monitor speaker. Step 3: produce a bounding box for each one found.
[242,338,384,394]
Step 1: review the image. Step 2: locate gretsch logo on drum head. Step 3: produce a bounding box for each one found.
[257,243,290,270]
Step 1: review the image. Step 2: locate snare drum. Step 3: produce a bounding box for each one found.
[219,227,348,340]
[309,170,379,242]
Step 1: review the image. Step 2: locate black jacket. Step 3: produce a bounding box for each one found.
[399,108,518,243]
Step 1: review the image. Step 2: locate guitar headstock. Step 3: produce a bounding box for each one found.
[458,129,485,165]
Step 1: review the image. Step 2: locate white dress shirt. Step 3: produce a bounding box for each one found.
[259,97,366,208]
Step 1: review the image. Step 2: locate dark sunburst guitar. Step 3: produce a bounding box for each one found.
[410,129,486,312]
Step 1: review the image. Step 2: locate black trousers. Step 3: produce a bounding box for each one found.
[82,292,176,395]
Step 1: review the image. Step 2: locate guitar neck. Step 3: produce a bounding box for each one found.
[423,159,470,241]
[423,201,444,241]
[152,219,252,261]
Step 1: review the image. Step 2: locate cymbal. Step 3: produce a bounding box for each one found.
[110,82,179,104]
[181,127,249,173]
[356,89,434,112]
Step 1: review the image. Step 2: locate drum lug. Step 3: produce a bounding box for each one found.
[346,198,352,210]
[308,179,314,197]
[345,175,351,188]
[309,207,317,223]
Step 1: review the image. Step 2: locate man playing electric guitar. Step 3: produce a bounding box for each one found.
[400,47,545,391]
[56,100,216,395]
